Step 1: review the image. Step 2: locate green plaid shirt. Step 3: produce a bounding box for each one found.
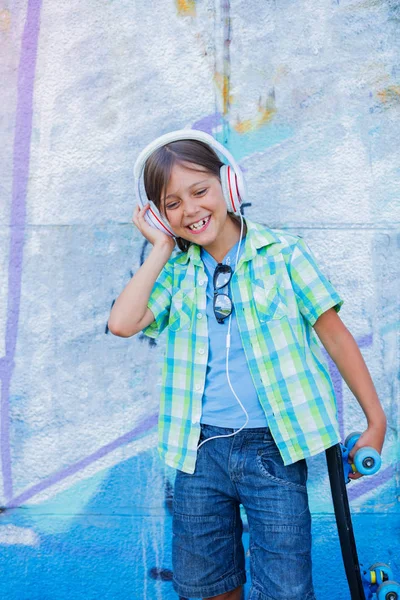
[143,218,344,473]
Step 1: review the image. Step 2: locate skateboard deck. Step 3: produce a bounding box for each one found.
[326,443,366,599]
[326,440,399,600]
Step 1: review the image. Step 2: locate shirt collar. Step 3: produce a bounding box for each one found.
[175,217,282,268]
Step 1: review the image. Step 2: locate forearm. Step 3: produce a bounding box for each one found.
[108,243,172,335]
[323,328,386,429]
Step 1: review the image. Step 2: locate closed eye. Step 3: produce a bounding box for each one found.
[166,188,207,209]
[166,201,179,210]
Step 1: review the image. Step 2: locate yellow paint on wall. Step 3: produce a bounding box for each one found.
[176,0,196,16]
[213,72,234,114]
[234,109,275,133]
[377,86,400,104]
[234,102,276,133]
[0,9,11,32]
[213,71,277,131]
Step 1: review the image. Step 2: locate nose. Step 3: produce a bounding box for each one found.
[182,199,201,217]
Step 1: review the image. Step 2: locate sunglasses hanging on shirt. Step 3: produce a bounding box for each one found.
[213,264,233,324]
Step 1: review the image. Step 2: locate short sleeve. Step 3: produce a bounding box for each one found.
[289,237,344,326]
[142,264,173,339]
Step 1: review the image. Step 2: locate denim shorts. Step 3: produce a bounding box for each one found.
[172,424,316,600]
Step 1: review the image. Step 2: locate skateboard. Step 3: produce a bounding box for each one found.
[325,433,400,600]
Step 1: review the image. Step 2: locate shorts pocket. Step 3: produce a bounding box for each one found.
[253,280,286,322]
[256,445,308,491]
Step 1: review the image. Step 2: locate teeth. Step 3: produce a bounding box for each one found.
[188,217,209,231]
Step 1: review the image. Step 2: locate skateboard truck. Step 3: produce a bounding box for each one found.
[360,563,400,600]
[337,432,400,600]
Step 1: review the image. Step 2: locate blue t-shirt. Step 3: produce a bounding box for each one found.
[200,238,269,428]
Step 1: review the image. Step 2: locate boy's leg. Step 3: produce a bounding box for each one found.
[238,430,316,600]
[172,425,247,600]
[204,585,243,600]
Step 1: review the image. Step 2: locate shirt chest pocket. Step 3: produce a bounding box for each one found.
[252,279,287,322]
[168,289,196,331]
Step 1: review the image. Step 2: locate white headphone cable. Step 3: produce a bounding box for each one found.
[197,212,250,449]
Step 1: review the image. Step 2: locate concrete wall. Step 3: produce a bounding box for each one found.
[0,1,399,598]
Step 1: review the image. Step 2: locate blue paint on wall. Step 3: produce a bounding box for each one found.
[1,449,399,599]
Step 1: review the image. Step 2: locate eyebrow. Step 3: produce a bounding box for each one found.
[165,179,210,200]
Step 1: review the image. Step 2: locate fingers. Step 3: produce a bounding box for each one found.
[133,203,149,218]
[347,445,364,479]
[131,203,174,251]
[132,203,149,227]
[348,472,364,480]
[348,441,361,464]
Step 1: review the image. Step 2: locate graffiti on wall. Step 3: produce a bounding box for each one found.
[0,0,399,598]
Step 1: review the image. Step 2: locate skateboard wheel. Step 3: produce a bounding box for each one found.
[354,447,381,475]
[345,431,362,449]
[376,580,400,600]
[368,563,394,582]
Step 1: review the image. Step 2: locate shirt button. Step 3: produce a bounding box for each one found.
[199,279,205,286]
[198,348,205,355]
[195,384,202,391]
[197,313,203,319]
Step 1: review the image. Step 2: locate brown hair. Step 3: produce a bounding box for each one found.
[143,139,242,253]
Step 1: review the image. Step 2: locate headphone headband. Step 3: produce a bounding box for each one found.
[134,129,238,177]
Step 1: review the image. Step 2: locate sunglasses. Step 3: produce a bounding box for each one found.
[213,264,233,324]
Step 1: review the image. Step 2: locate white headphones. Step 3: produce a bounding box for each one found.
[133,129,246,237]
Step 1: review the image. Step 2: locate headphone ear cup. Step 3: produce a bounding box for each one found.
[145,201,175,237]
[220,165,242,214]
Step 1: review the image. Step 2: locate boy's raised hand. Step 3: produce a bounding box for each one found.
[132,203,176,254]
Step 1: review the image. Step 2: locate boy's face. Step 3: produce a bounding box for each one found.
[162,162,229,247]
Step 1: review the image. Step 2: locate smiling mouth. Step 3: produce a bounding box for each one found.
[186,215,211,232]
